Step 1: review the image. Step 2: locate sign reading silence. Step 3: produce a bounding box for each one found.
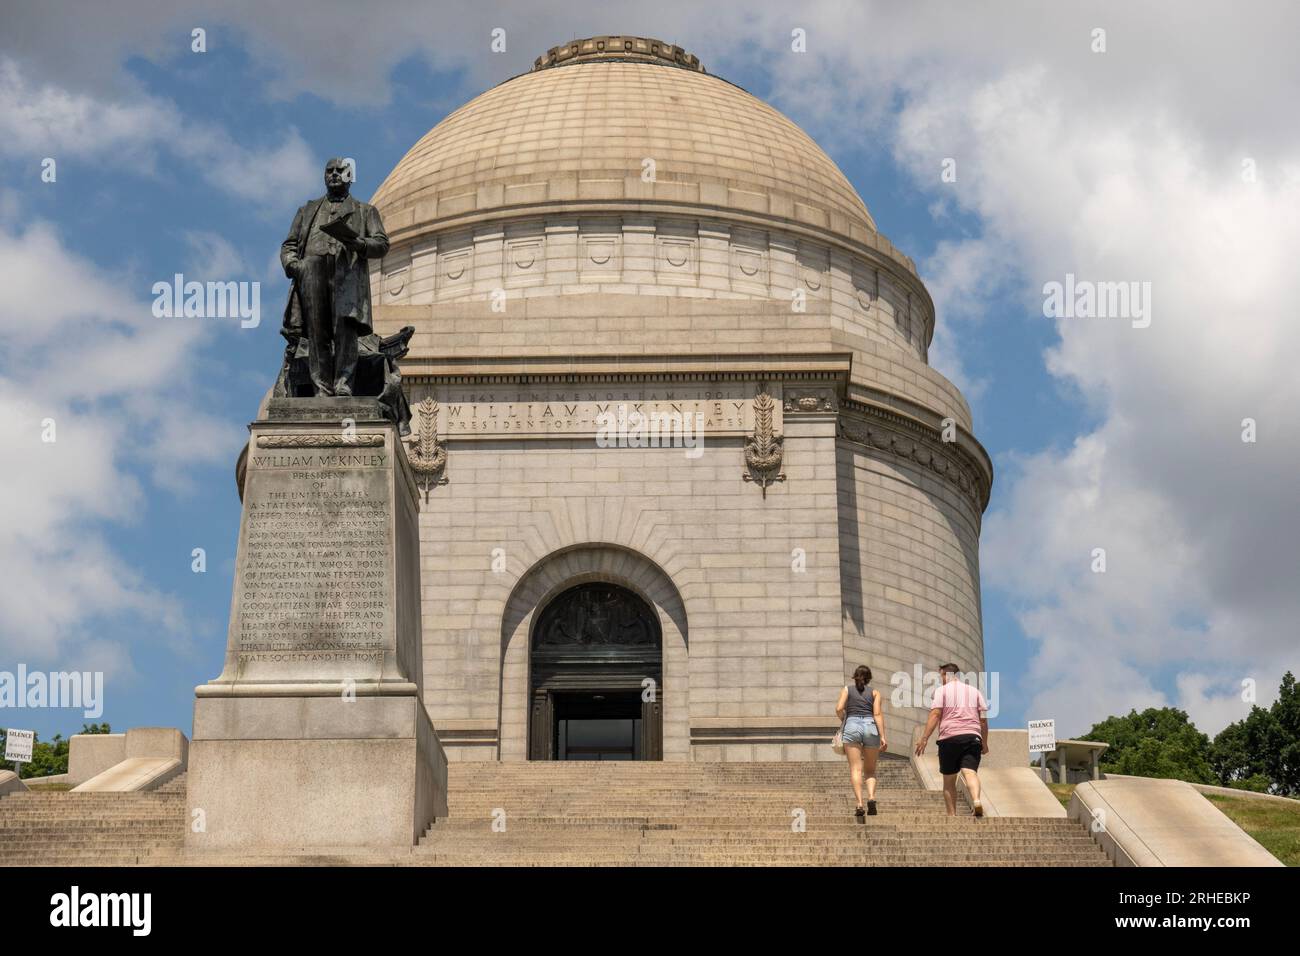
[1027,719,1056,754]
[4,728,34,764]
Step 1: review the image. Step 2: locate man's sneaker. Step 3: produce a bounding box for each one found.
[867,800,878,816]
[972,801,984,818]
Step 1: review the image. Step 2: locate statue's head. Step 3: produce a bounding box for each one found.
[324,157,353,198]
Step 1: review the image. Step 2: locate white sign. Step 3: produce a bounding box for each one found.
[1028,719,1056,754]
[4,728,34,763]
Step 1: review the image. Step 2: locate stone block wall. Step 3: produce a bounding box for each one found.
[836,439,986,746]
[415,415,846,761]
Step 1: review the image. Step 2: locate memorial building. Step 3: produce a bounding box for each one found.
[5,33,1268,873]
[227,35,992,773]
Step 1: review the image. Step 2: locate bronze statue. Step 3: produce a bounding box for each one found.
[275,158,412,433]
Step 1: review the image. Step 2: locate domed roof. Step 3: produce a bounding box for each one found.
[372,36,878,246]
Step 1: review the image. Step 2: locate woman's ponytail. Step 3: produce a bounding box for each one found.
[853,665,872,694]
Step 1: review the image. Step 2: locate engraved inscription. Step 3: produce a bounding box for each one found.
[235,452,391,667]
[433,385,765,438]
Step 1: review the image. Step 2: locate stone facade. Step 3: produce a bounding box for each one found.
[370,216,933,362]
[245,36,994,763]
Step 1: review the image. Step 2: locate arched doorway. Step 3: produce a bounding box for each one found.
[528,582,663,760]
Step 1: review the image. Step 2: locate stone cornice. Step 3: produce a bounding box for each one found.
[838,399,992,515]
[395,352,853,381]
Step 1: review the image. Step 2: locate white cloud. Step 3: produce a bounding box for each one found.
[1177,673,1262,741]
[0,57,317,207]
[0,220,240,674]
[182,231,251,278]
[863,20,1300,738]
[918,237,1013,400]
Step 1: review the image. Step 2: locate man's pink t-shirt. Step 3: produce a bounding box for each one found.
[932,681,988,740]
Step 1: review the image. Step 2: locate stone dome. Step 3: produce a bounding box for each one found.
[371,35,881,251]
[364,35,955,420]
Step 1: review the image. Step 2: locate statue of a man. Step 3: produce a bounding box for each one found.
[279,158,389,397]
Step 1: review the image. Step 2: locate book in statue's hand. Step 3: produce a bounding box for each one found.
[320,216,359,242]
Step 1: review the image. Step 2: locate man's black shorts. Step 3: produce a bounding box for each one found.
[937,734,983,775]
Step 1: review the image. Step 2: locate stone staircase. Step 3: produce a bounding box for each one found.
[415,758,1112,866]
[0,761,1111,866]
[0,774,187,866]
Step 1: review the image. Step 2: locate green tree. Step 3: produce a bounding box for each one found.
[1211,719,1255,785]
[1211,672,1300,797]
[1084,707,1216,784]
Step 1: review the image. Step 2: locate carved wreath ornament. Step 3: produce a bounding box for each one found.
[743,389,785,497]
[407,396,448,501]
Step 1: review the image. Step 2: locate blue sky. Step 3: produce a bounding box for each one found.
[2,2,1296,746]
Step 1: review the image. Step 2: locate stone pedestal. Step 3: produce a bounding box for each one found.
[187,399,446,851]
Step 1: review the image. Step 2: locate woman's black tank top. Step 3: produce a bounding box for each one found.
[845,682,875,718]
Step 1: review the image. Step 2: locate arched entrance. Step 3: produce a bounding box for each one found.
[528,582,663,760]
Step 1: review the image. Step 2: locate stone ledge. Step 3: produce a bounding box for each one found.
[397,353,853,380]
[195,680,421,698]
[691,717,837,731]
[1069,777,1284,867]
[72,756,184,793]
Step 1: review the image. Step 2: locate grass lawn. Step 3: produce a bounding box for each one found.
[1205,793,1300,867]
[1047,782,1075,808]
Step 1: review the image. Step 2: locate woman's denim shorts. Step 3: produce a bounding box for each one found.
[842,715,881,748]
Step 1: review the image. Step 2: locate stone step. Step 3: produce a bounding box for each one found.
[415,844,1108,856]
[432,817,1087,827]
[1,797,187,805]
[0,826,185,835]
[6,856,180,867]
[0,818,183,826]
[420,760,1108,866]
[415,847,1112,858]
[426,833,1089,843]
[427,816,1073,827]
[447,767,919,775]
[446,766,917,778]
[0,760,1110,867]
[443,802,956,812]
[0,842,183,850]
[0,831,183,840]
[0,781,188,868]
[422,837,1097,847]
[1,796,188,806]
[442,795,971,806]
[0,818,185,826]
[0,810,186,817]
[154,774,189,794]
[414,858,1111,866]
